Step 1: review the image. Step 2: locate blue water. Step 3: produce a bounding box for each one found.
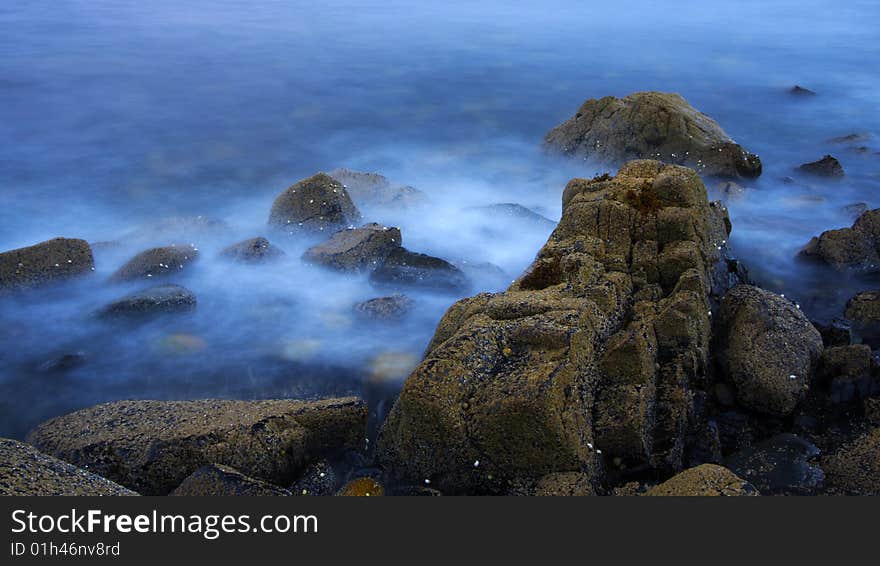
[1,0,879,437]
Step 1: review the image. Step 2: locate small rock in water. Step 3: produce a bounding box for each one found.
[0,238,94,292]
[370,248,471,294]
[327,168,427,209]
[268,172,361,234]
[828,132,870,144]
[98,284,196,319]
[725,433,824,495]
[38,352,88,374]
[797,155,845,178]
[789,85,816,96]
[354,294,414,320]
[109,244,199,282]
[220,236,284,263]
[303,223,401,272]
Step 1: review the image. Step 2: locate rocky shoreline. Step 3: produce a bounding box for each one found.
[2,91,879,496]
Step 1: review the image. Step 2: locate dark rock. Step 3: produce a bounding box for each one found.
[268,172,361,233]
[0,438,136,496]
[291,460,338,496]
[724,434,824,495]
[822,427,880,495]
[845,291,880,348]
[797,155,845,178]
[27,397,367,495]
[800,209,880,271]
[109,244,199,283]
[533,472,595,496]
[716,285,823,416]
[817,344,878,403]
[303,223,401,272]
[337,477,384,496]
[789,85,816,96]
[544,91,762,178]
[812,318,852,347]
[865,397,880,426]
[643,464,758,496]
[0,238,94,291]
[370,248,470,294]
[389,485,443,496]
[328,168,426,208]
[220,237,284,263]
[354,294,414,320]
[828,133,870,144]
[97,284,196,319]
[38,351,87,374]
[170,464,292,496]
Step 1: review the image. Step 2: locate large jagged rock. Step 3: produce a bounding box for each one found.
[0,438,136,496]
[97,284,196,319]
[27,397,366,495]
[303,223,401,272]
[643,464,758,496]
[544,92,762,179]
[268,172,361,234]
[0,238,94,292]
[378,160,732,493]
[170,464,292,496]
[328,168,426,208]
[800,209,880,272]
[109,244,199,282]
[715,285,823,416]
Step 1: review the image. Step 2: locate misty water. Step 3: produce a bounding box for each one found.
[1,0,879,439]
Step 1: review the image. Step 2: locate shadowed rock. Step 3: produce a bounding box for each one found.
[303,223,401,272]
[544,92,762,179]
[789,85,816,96]
[109,244,199,282]
[797,155,844,178]
[643,464,758,496]
[170,464,292,496]
[724,434,824,494]
[800,209,880,271]
[97,284,196,319]
[0,238,94,291]
[268,172,361,234]
[220,237,284,263]
[370,248,470,294]
[354,294,414,320]
[845,291,880,349]
[822,427,880,495]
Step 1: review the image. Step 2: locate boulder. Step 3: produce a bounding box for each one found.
[378,160,731,493]
[27,397,366,495]
[822,427,880,495]
[724,433,824,494]
[109,244,199,282]
[800,209,880,271]
[533,472,595,496]
[220,237,284,263]
[845,291,880,348]
[715,285,823,416]
[544,92,762,179]
[303,223,401,272]
[0,238,94,291]
[812,318,852,347]
[268,172,361,233]
[817,344,878,404]
[643,464,758,496]
[328,168,426,208]
[797,155,844,178]
[370,248,470,294]
[0,438,136,496]
[170,464,292,496]
[354,294,414,320]
[97,284,196,319]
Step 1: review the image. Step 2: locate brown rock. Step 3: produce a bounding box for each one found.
[0,238,94,291]
[268,172,361,234]
[797,155,844,178]
[643,464,758,496]
[533,472,595,496]
[823,427,880,495]
[800,209,880,271]
[303,223,401,272]
[220,237,284,263]
[170,464,292,496]
[109,244,199,282]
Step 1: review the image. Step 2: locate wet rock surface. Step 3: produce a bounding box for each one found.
[354,294,414,320]
[797,155,845,178]
[643,464,758,496]
[220,237,285,263]
[724,434,824,494]
[97,284,197,319]
[845,291,880,348]
[268,172,361,233]
[822,427,880,495]
[370,248,470,293]
[291,460,338,496]
[303,223,401,272]
[27,397,367,495]
[109,244,199,282]
[170,463,292,496]
[328,168,426,208]
[544,92,762,178]
[0,238,94,291]
[800,209,880,271]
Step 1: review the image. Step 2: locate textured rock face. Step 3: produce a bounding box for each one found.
[170,464,292,496]
[544,92,762,179]
[378,160,732,493]
[0,438,136,496]
[845,291,880,348]
[268,172,361,234]
[643,464,758,496]
[0,238,94,291]
[97,284,196,319]
[220,237,284,263]
[303,223,401,272]
[822,427,880,495]
[800,209,880,271]
[109,244,199,282]
[715,285,823,416]
[27,397,366,495]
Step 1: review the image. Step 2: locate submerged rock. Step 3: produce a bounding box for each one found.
[170,464,291,496]
[27,397,367,495]
[544,91,762,179]
[0,438,136,496]
[715,285,823,416]
[378,160,731,493]
[469,203,556,228]
[822,427,880,495]
[370,248,470,294]
[220,236,285,263]
[109,244,199,282]
[800,209,880,271]
[354,294,414,320]
[829,133,870,144]
[97,284,196,319]
[797,155,845,178]
[268,172,361,234]
[789,85,816,97]
[0,238,94,291]
[328,168,426,208]
[303,223,401,272]
[724,433,824,494]
[845,291,880,348]
[643,464,758,496]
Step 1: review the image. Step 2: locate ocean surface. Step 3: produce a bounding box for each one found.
[1,0,879,438]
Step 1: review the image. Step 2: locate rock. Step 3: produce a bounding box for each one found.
[0,238,94,291]
[268,172,361,233]
[120,216,230,247]
[533,472,595,496]
[800,209,880,271]
[544,92,762,179]
[370,248,470,293]
[378,160,731,493]
[643,464,758,496]
[389,485,443,496]
[0,438,136,496]
[337,477,385,496]
[220,237,284,263]
[470,203,556,228]
[170,464,292,496]
[109,244,199,283]
[453,260,511,290]
[829,133,870,144]
[822,427,880,495]
[27,397,367,495]
[291,460,338,496]
[789,85,816,96]
[714,180,747,200]
[38,351,88,374]
[817,345,878,404]
[97,284,196,319]
[715,285,823,416]
[865,398,880,426]
[354,295,414,320]
[845,291,880,348]
[812,318,852,347]
[797,155,844,178]
[724,434,824,494]
[303,223,401,272]
[328,168,426,208]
